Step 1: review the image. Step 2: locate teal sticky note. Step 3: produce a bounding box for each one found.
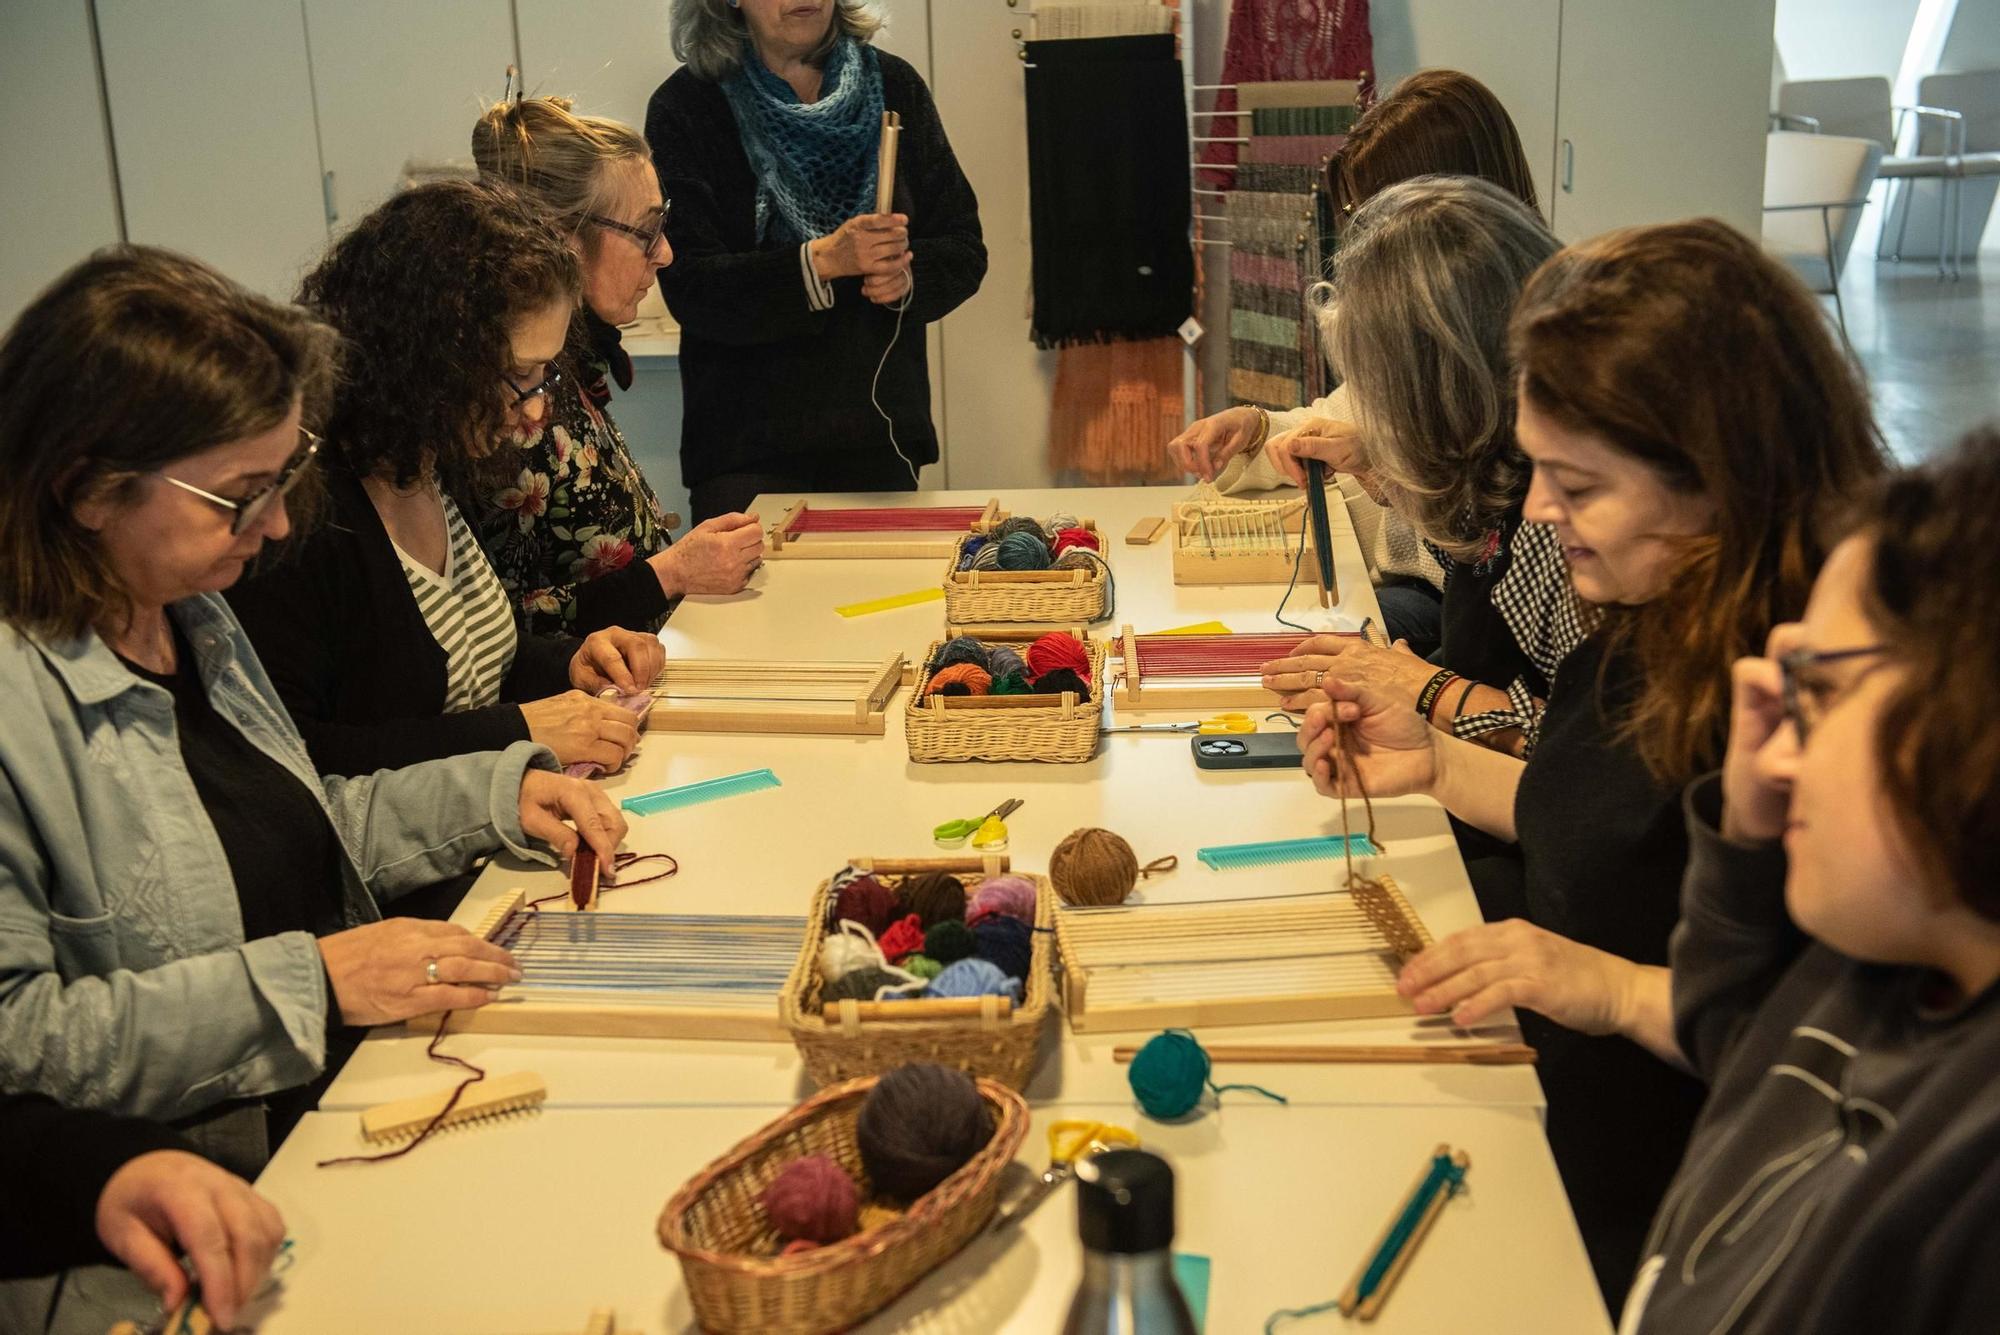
[1173,1252,1212,1333]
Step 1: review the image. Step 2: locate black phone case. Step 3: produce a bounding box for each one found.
[1190,733,1301,770]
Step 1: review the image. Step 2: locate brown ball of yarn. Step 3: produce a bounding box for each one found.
[857,1064,992,1203]
[901,871,967,929]
[1050,827,1139,907]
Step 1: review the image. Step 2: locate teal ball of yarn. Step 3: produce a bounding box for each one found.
[928,957,1021,1001]
[924,918,975,965]
[994,531,1052,570]
[1128,1030,1210,1119]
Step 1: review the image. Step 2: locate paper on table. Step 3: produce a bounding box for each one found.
[1174,1252,1212,1332]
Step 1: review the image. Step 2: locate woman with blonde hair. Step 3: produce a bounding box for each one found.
[471,95,763,636]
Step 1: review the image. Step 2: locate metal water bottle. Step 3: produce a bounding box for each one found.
[1061,1148,1198,1335]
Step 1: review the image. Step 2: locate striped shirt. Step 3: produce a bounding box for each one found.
[392,492,519,712]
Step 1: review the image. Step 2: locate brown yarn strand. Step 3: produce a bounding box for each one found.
[316,1012,484,1167]
[1138,854,1179,878]
[1332,718,1380,894]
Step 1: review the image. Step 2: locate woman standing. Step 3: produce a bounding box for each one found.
[472,96,764,636]
[650,0,986,521]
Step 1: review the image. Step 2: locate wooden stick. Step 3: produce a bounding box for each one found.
[821,995,1015,1022]
[1125,516,1168,545]
[1356,1149,1470,1320]
[1112,1043,1536,1065]
[849,855,1010,874]
[1339,1143,1449,1316]
[876,110,902,212]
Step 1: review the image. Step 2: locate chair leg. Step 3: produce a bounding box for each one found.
[1892,180,1914,261]
[1936,177,1949,279]
[1822,208,1853,353]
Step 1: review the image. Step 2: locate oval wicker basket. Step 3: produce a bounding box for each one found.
[904,635,1105,764]
[942,525,1109,626]
[781,857,1054,1090]
[658,1075,1029,1335]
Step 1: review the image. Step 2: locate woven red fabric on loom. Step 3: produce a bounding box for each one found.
[1198,0,1375,188]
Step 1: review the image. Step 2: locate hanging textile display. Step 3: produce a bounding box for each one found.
[1198,0,1376,186]
[1048,339,1186,484]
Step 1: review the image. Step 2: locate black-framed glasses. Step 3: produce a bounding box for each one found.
[1779,645,1888,742]
[586,201,671,256]
[159,428,321,535]
[503,364,564,406]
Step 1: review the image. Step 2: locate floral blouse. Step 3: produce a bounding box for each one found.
[475,313,678,637]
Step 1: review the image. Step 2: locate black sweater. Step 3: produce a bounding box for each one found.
[646,52,987,488]
[0,1093,190,1279]
[227,464,576,776]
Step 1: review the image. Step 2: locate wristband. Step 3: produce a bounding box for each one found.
[1415,669,1459,722]
[1453,678,1480,721]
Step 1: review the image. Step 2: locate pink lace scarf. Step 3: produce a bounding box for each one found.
[1200,0,1375,182]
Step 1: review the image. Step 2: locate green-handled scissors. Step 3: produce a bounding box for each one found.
[933,797,1023,848]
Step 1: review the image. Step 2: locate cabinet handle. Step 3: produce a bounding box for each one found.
[1560,140,1574,194]
[322,170,338,225]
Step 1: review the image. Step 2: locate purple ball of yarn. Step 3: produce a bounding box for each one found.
[965,875,1038,929]
[985,645,1029,681]
[971,914,1035,982]
[857,1064,992,1202]
[762,1154,860,1243]
[834,876,901,938]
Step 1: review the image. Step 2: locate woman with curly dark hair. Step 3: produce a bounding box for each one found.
[228,180,663,777]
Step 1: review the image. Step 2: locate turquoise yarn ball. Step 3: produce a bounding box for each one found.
[927,957,1022,1001]
[1127,1030,1210,1119]
[994,531,1053,570]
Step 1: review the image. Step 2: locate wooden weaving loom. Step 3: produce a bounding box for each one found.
[763,498,1004,560]
[1115,625,1367,712]
[644,654,907,735]
[1170,484,1329,592]
[1053,878,1434,1032]
[416,890,804,1040]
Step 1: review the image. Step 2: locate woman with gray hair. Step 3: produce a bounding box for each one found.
[647,0,986,521]
[1260,175,1584,760]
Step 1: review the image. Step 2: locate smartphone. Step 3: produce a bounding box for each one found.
[1190,733,1302,770]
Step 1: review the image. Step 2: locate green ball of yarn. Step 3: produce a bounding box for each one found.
[904,954,943,980]
[924,918,975,965]
[990,672,1031,695]
[1128,1030,1210,1119]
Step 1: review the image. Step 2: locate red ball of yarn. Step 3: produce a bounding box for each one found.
[877,913,927,964]
[1051,526,1101,557]
[834,876,900,938]
[762,1154,860,1243]
[1025,632,1090,684]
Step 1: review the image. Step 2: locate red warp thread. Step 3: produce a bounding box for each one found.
[785,505,988,534]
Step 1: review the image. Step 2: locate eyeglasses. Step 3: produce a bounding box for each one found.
[586,201,672,256]
[503,364,564,406]
[1779,645,1887,743]
[159,428,321,536]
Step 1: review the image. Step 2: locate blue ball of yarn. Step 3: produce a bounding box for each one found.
[985,645,1028,681]
[1127,1030,1210,1119]
[927,958,1021,1002]
[956,536,987,570]
[929,635,991,674]
[994,531,1053,571]
[971,914,1035,982]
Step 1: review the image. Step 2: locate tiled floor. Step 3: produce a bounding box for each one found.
[1839,248,2000,461]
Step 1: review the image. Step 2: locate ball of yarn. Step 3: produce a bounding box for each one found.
[820,928,884,983]
[902,954,943,980]
[856,1201,903,1233]
[1127,1030,1211,1119]
[876,913,927,964]
[1050,526,1101,558]
[969,543,1003,571]
[994,531,1053,571]
[971,915,1035,982]
[1050,827,1140,907]
[1025,631,1090,681]
[991,515,1049,544]
[924,918,975,965]
[956,536,986,570]
[857,1064,992,1203]
[902,871,966,929]
[965,875,1038,928]
[990,672,1030,695]
[833,876,900,938]
[925,663,992,698]
[823,966,904,1003]
[928,957,1022,1001]
[1051,548,1107,581]
[929,635,992,674]
[762,1154,860,1243]
[1043,512,1082,534]
[985,645,1029,681]
[1032,667,1092,700]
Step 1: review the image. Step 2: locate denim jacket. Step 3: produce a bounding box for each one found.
[0,593,557,1172]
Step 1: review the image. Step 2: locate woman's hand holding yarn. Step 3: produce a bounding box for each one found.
[810,211,911,281]
[570,626,667,695]
[1298,687,1439,802]
[520,690,642,771]
[95,1150,286,1330]
[1262,635,1437,714]
[861,263,913,306]
[1166,405,1263,482]
[1264,417,1369,490]
[650,511,764,597]
[517,768,628,865]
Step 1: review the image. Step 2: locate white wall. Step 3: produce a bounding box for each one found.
[1774,0,1921,83]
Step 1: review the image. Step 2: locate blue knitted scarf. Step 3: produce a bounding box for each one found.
[720,37,885,245]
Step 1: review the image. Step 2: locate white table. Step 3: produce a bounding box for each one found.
[323,487,1544,1116]
[253,1103,1609,1334]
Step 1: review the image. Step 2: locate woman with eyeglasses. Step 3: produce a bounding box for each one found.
[0,246,622,1330]
[1298,221,1888,1301]
[228,179,665,778]
[470,96,764,637]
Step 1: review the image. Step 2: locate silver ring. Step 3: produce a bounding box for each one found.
[424,957,440,986]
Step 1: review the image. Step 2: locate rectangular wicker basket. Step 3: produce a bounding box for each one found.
[659,1074,1029,1334]
[904,634,1105,763]
[941,524,1109,626]
[781,856,1054,1090]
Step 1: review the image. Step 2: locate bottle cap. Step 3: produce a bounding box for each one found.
[1074,1148,1175,1254]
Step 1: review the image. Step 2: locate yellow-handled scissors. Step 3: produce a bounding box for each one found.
[991,1120,1142,1232]
[1104,712,1257,736]
[933,798,1023,849]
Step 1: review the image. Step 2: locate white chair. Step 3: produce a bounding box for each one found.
[1906,70,2000,274]
[1763,131,1883,339]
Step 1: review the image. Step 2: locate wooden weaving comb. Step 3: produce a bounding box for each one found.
[358,1071,549,1143]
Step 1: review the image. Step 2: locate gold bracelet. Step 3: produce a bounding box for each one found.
[1246,406,1272,454]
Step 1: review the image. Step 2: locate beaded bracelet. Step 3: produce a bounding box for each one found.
[1415,669,1459,721]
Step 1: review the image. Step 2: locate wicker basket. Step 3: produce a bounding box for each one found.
[905,634,1105,764]
[659,1074,1030,1334]
[782,856,1054,1090]
[942,524,1109,626]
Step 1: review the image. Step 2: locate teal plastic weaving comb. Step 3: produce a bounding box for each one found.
[620,768,781,817]
[1196,834,1380,870]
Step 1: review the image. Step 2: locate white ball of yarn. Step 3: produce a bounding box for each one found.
[819,924,884,982]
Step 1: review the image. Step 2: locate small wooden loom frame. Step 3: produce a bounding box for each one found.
[1115,624,1364,712]
[411,890,800,1041]
[1169,486,1329,592]
[763,497,1004,560]
[1053,877,1433,1033]
[643,654,907,735]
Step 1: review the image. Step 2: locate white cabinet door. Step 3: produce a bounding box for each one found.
[515,0,675,130]
[302,0,515,228]
[0,1,124,323]
[96,0,329,300]
[1550,0,1778,242]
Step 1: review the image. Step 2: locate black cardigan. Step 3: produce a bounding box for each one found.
[646,51,987,488]
[0,1092,191,1279]
[227,464,577,776]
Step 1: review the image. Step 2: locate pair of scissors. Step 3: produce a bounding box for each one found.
[933,797,1023,849]
[1103,712,1258,735]
[990,1120,1142,1233]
